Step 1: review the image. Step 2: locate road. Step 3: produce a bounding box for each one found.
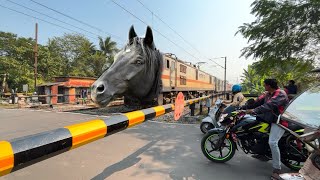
[0,108,281,180]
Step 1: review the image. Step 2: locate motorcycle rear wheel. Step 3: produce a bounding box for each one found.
[200,122,214,134]
[201,132,236,163]
[282,135,308,171]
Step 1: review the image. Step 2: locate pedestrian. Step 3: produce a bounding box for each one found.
[81,89,87,105]
[188,92,195,116]
[286,80,298,94]
[205,93,211,115]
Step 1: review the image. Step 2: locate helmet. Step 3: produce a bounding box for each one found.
[232,84,242,93]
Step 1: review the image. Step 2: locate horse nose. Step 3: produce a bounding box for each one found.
[96,83,105,94]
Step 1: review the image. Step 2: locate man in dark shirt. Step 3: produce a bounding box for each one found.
[245,79,289,180]
[287,80,297,94]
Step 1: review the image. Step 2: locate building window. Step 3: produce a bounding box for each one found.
[166,60,170,69]
[180,64,187,73]
[180,76,186,85]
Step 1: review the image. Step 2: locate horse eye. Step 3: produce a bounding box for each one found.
[135,60,143,65]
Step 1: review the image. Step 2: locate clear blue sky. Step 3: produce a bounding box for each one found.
[0,0,256,83]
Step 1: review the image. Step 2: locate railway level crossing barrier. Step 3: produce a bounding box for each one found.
[0,93,228,177]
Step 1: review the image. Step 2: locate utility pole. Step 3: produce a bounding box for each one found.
[1,73,7,93]
[224,56,227,99]
[34,23,38,92]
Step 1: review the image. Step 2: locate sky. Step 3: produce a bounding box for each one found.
[0,0,256,84]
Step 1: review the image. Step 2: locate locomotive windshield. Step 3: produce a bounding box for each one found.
[282,84,320,129]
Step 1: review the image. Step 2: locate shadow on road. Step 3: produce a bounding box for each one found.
[91,140,158,180]
[91,122,274,180]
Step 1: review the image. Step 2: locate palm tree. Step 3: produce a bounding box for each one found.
[98,36,118,56]
[241,65,265,94]
[98,36,118,69]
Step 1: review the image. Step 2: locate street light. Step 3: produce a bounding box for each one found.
[208,57,227,98]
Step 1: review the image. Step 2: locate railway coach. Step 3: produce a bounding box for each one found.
[158,53,228,104]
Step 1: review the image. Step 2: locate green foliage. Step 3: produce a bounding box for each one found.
[0,32,118,92]
[237,0,320,61]
[241,58,316,93]
[98,36,118,70]
[238,0,319,94]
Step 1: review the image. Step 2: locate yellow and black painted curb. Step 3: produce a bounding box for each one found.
[0,95,217,176]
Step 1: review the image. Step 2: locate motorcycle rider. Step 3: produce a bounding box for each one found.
[244,79,289,180]
[223,84,246,109]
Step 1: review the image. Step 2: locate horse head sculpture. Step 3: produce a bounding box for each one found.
[91,26,163,107]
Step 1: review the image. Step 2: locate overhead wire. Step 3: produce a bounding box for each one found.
[6,0,102,38]
[111,0,201,63]
[29,0,125,43]
[0,4,98,40]
[135,0,225,69]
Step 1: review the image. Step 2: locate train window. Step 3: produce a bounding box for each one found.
[180,64,187,73]
[166,60,170,69]
[210,76,212,84]
[180,76,186,85]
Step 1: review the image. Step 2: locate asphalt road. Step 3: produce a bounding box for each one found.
[0,108,281,180]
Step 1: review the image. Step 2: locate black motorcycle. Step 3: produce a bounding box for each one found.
[201,111,308,171]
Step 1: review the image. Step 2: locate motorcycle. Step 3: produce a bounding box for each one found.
[200,99,225,134]
[201,110,308,171]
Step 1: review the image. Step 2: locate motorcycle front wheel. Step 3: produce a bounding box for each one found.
[201,132,236,163]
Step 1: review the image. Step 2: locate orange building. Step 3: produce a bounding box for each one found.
[37,76,96,105]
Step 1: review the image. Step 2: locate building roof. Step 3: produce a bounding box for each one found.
[53,76,97,80]
[37,82,65,87]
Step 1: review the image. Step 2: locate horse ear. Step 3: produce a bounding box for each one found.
[129,25,137,42]
[144,26,154,47]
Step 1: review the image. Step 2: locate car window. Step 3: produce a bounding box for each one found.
[282,84,320,129]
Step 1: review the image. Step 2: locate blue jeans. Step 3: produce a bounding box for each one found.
[269,123,285,170]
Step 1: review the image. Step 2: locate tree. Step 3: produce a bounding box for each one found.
[0,32,35,92]
[237,0,320,62]
[237,0,319,93]
[241,65,266,94]
[0,31,120,92]
[241,58,316,93]
[98,36,118,70]
[88,51,108,77]
[49,34,96,76]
